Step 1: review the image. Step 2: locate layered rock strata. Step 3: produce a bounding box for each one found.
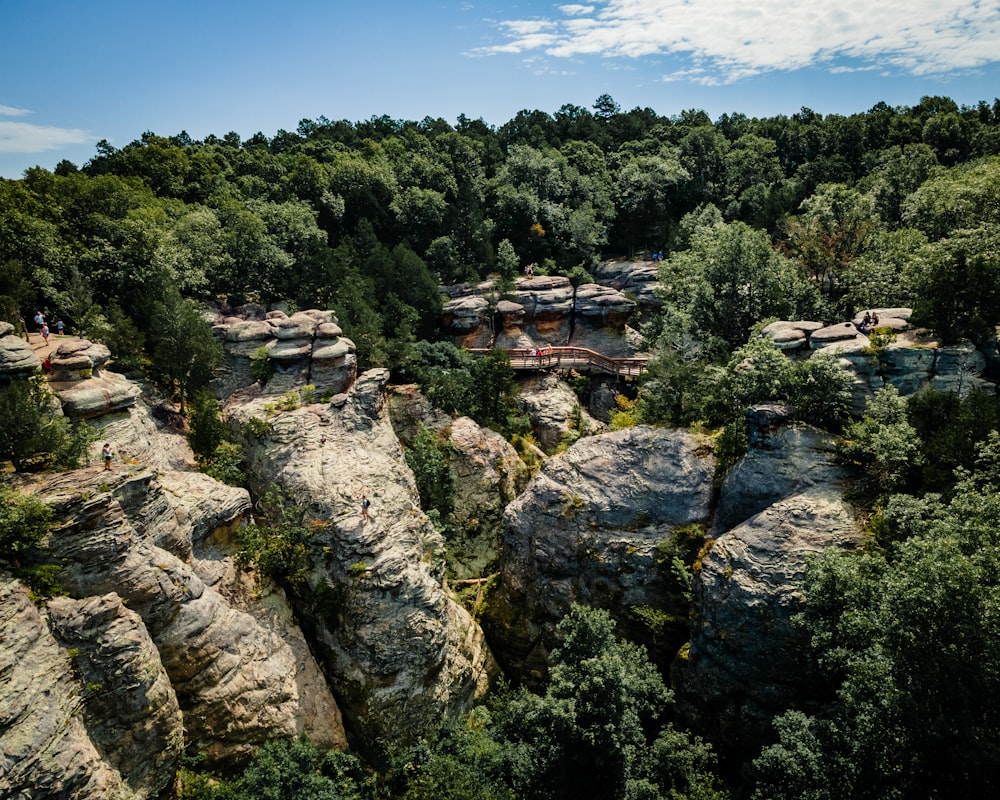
[226,368,498,751]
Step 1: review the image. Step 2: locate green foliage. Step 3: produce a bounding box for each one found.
[147,288,222,413]
[906,386,1000,494]
[0,376,93,472]
[187,394,227,461]
[249,345,273,386]
[236,488,313,588]
[180,738,372,800]
[405,424,455,525]
[789,350,853,432]
[837,385,923,501]
[200,441,246,488]
[0,485,62,598]
[752,447,1000,798]
[608,394,640,430]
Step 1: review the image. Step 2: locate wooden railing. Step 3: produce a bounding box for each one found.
[468,346,648,377]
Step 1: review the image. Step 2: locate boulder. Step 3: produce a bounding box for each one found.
[486,426,715,684]
[48,339,112,379]
[677,418,862,760]
[54,371,141,419]
[515,371,605,452]
[0,330,40,379]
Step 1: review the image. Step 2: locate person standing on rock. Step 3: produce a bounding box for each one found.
[55,319,64,336]
[102,443,113,471]
[40,323,49,344]
[33,311,44,331]
[361,494,371,523]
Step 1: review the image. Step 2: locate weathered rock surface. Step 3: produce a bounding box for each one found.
[515,371,606,452]
[19,465,345,770]
[592,259,662,313]
[675,414,863,760]
[486,425,716,683]
[226,368,498,751]
[0,321,41,379]
[0,575,179,800]
[389,385,531,579]
[440,272,646,355]
[210,308,357,398]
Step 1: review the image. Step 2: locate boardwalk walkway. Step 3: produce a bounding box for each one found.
[468,346,649,378]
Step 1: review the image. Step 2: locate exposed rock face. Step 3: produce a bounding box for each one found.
[440,273,644,355]
[592,259,662,313]
[388,385,531,579]
[486,426,716,684]
[0,575,181,800]
[762,312,996,411]
[676,414,863,760]
[569,283,637,355]
[226,369,498,751]
[515,371,606,453]
[0,321,41,379]
[23,466,345,770]
[42,337,141,421]
[210,308,357,398]
[441,293,494,349]
[514,276,576,343]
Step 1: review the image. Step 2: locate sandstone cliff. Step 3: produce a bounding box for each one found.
[485,425,716,683]
[225,368,498,752]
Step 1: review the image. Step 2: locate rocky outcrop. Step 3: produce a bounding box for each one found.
[226,369,498,751]
[210,308,357,399]
[0,575,181,799]
[762,311,996,411]
[515,371,605,452]
[43,337,141,421]
[388,385,531,579]
[675,412,863,760]
[486,425,716,684]
[440,272,643,355]
[20,466,345,770]
[0,320,40,379]
[592,259,662,313]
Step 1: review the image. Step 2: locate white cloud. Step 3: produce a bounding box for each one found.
[0,105,31,117]
[0,121,90,154]
[475,0,1000,81]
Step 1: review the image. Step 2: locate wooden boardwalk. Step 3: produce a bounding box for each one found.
[468,346,649,377]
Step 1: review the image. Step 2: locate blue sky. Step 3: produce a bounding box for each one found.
[2,0,1000,178]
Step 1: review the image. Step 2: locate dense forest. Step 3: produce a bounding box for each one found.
[5,93,1000,798]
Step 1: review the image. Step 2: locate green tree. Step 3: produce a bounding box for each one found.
[905,224,1000,344]
[405,424,455,526]
[148,289,222,414]
[0,376,91,472]
[491,605,726,800]
[752,449,1000,798]
[657,220,815,352]
[837,385,923,501]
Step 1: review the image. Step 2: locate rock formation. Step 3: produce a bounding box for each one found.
[514,371,606,453]
[0,320,40,379]
[225,368,498,751]
[675,408,863,762]
[485,425,716,684]
[210,307,357,399]
[18,467,345,764]
[388,384,531,579]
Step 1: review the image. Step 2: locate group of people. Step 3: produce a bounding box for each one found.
[858,311,881,334]
[32,311,64,344]
[533,343,555,357]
